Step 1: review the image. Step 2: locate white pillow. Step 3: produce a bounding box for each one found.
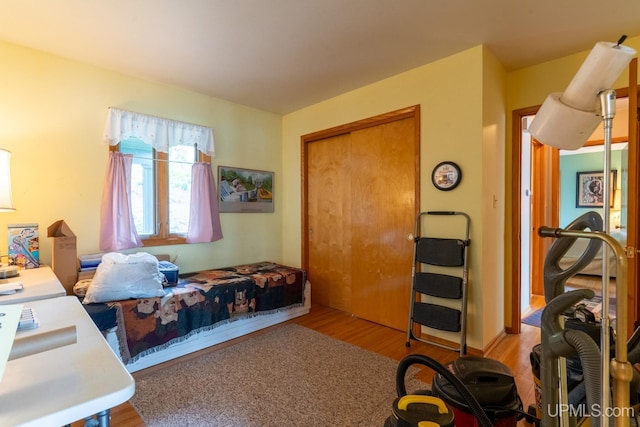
[83,252,166,304]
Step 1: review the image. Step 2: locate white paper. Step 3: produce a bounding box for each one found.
[0,282,23,295]
[0,304,23,382]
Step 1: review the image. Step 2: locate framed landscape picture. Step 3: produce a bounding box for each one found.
[576,170,616,208]
[218,166,274,213]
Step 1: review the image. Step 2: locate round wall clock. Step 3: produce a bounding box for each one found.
[431,161,462,191]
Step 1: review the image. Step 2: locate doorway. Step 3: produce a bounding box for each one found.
[301,106,420,331]
[512,90,639,334]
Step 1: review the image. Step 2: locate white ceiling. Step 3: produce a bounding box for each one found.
[1,0,639,114]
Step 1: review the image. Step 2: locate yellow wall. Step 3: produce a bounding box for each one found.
[3,32,636,349]
[0,40,284,275]
[481,46,507,345]
[282,45,508,350]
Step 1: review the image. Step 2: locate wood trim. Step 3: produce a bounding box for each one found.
[156,150,169,238]
[482,328,508,355]
[508,106,539,334]
[509,88,633,335]
[584,136,630,146]
[300,139,309,269]
[301,106,419,143]
[301,105,421,271]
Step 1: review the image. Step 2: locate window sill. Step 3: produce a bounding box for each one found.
[141,236,187,247]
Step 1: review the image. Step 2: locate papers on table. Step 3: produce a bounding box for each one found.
[0,282,23,296]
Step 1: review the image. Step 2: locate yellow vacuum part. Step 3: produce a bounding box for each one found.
[397,395,449,414]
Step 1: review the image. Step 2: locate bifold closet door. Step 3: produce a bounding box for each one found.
[306,116,416,331]
[349,118,416,331]
[307,132,353,312]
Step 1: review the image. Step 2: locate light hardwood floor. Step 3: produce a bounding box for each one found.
[75,303,543,427]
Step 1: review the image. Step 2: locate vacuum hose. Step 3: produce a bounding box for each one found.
[395,354,493,427]
[541,289,600,427]
[563,329,603,426]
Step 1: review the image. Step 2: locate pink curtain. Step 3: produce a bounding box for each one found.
[99,152,142,251]
[187,162,223,243]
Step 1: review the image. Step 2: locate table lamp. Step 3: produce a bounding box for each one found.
[0,149,18,279]
[529,37,636,427]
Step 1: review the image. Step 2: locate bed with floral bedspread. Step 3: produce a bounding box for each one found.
[109,262,306,365]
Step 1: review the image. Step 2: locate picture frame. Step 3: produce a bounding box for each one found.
[218,166,274,213]
[576,170,617,208]
[7,223,40,269]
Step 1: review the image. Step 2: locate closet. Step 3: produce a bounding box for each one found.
[302,106,420,331]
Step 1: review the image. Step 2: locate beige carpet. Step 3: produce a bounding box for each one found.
[131,324,428,426]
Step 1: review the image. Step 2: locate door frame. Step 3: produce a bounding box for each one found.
[300,105,421,272]
[509,105,542,334]
[509,83,639,336]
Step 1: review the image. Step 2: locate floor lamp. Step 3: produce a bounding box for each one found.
[529,37,636,427]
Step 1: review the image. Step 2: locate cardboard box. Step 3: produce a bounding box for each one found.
[47,220,77,295]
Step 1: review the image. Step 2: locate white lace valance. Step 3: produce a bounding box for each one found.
[103,107,215,157]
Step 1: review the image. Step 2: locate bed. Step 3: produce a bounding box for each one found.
[557,230,626,277]
[86,261,310,372]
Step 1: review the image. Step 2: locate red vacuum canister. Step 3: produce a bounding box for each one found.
[432,357,523,427]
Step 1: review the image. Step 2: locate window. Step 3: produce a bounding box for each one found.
[114,141,211,246]
[102,107,219,250]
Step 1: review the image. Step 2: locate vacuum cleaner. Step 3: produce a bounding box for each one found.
[386,353,525,427]
[537,210,634,427]
[532,212,607,425]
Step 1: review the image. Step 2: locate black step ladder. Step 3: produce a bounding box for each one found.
[405,211,471,355]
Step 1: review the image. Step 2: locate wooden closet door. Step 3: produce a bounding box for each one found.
[307,133,353,312]
[349,118,416,330]
[304,108,418,332]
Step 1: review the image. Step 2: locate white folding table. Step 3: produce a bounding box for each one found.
[0,266,66,305]
[0,296,135,427]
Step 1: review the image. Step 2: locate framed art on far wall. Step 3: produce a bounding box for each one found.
[576,170,616,208]
[218,166,274,213]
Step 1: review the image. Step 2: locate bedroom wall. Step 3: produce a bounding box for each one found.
[481,46,507,347]
[0,40,283,275]
[282,46,507,351]
[559,149,624,227]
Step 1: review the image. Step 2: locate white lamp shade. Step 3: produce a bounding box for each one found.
[528,93,602,150]
[529,41,636,150]
[561,42,636,112]
[0,149,15,211]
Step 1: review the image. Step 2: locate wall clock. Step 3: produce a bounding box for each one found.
[431,161,462,191]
